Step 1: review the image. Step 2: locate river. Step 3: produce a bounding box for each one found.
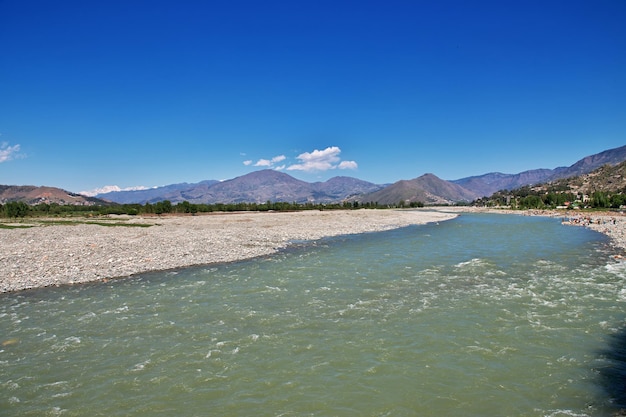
[1,213,625,416]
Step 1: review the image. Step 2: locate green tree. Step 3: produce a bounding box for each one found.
[35,203,51,214]
[519,195,543,209]
[591,191,609,208]
[610,194,626,208]
[4,201,29,218]
[154,200,172,215]
[178,201,193,213]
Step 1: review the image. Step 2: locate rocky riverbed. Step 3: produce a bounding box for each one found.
[1,209,457,293]
[560,211,626,253]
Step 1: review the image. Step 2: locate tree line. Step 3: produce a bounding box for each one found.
[0,199,421,218]
[474,187,626,210]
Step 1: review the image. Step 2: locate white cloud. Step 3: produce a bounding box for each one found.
[246,154,287,168]
[79,185,151,197]
[287,146,349,172]
[254,159,272,167]
[0,142,21,163]
[245,147,357,173]
[338,160,358,170]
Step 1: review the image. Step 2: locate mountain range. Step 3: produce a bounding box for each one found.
[94,144,624,206]
[1,145,625,206]
[96,170,385,205]
[451,145,626,197]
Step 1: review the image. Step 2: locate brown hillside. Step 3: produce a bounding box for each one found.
[550,161,626,195]
[0,185,107,205]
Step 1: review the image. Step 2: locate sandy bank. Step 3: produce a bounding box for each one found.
[0,209,456,293]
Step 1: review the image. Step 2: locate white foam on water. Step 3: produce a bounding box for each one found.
[542,409,592,417]
[265,286,286,292]
[48,406,66,416]
[605,260,626,275]
[130,359,151,372]
[77,311,96,322]
[41,381,69,388]
[50,336,81,353]
[461,258,485,266]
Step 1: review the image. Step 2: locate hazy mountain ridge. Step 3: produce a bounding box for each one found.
[96,170,384,205]
[97,180,219,204]
[478,160,626,208]
[550,145,626,180]
[544,160,626,195]
[453,169,555,198]
[3,145,625,206]
[312,176,385,197]
[452,145,626,197]
[357,173,479,205]
[193,170,313,204]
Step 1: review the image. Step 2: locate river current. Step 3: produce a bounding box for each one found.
[2,213,626,416]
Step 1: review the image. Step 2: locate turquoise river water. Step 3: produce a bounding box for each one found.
[2,213,626,416]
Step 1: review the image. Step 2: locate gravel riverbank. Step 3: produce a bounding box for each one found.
[1,209,457,293]
[560,211,626,253]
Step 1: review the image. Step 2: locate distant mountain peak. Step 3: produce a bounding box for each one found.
[357,172,478,205]
[80,184,152,197]
[453,145,626,197]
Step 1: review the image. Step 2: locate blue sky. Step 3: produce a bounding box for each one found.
[1,0,624,194]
